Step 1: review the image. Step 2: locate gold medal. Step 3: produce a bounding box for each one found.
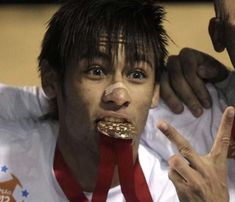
[97,121,137,139]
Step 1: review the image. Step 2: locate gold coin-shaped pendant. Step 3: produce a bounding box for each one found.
[97,121,136,139]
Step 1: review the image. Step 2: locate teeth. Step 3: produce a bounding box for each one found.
[97,120,136,140]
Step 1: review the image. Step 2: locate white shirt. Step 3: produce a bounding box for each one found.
[0,83,49,121]
[0,83,178,201]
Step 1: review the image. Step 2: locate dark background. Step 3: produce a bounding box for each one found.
[0,0,212,4]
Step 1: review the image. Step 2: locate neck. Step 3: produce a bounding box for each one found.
[57,132,139,192]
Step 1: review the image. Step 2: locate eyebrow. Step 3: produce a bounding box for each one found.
[133,52,153,69]
[80,51,112,62]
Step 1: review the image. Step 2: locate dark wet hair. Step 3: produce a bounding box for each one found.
[38,0,168,83]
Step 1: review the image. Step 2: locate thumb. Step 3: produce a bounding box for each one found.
[197,59,229,83]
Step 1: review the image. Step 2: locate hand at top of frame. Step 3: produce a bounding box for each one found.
[160,48,230,117]
[157,106,234,202]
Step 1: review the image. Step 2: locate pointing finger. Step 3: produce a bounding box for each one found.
[157,121,204,172]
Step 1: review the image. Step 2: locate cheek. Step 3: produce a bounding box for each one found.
[134,86,155,107]
[131,87,155,128]
[78,85,103,112]
[62,82,94,125]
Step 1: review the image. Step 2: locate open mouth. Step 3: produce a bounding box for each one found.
[97,117,137,139]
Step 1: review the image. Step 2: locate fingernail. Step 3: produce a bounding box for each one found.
[192,106,203,117]
[157,121,168,131]
[202,100,211,108]
[173,104,184,114]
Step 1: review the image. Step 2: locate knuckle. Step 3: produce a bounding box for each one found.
[167,55,178,65]
[221,136,230,146]
[178,144,193,158]
[163,129,174,139]
[168,155,183,168]
[179,47,191,58]
[179,47,192,56]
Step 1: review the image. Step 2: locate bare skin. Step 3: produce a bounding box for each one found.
[161,0,235,117]
[157,106,234,201]
[160,48,228,117]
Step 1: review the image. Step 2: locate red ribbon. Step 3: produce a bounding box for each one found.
[54,133,153,202]
[92,134,138,202]
[54,148,89,202]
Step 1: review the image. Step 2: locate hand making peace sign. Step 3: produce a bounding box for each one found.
[157,106,234,202]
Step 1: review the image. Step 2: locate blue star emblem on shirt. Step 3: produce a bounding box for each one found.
[22,190,29,198]
[1,165,8,173]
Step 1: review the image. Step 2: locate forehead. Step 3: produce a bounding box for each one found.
[86,32,155,63]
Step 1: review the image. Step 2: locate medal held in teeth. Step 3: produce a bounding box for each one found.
[97,121,136,139]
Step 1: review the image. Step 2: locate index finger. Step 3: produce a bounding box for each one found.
[210,106,235,161]
[157,121,205,172]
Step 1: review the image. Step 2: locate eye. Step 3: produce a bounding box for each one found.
[127,69,147,82]
[85,65,106,79]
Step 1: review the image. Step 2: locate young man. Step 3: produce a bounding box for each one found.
[0,0,233,201]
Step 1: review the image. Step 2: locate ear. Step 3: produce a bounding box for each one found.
[150,84,160,108]
[40,60,58,99]
[208,17,226,52]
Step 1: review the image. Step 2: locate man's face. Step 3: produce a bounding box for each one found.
[56,42,159,154]
[215,0,235,67]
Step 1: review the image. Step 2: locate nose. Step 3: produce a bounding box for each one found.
[102,87,131,107]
